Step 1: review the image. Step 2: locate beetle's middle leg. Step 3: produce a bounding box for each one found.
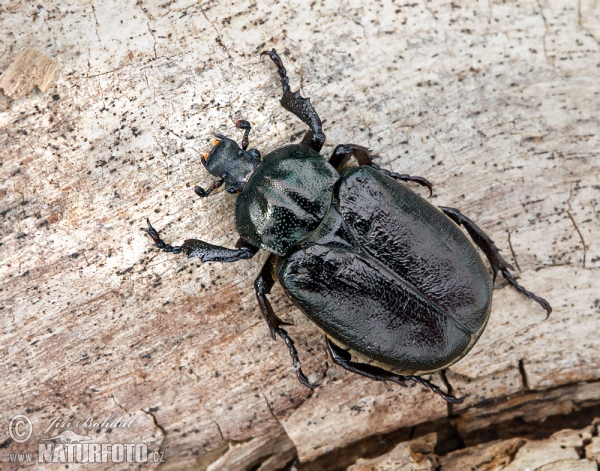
[439,207,552,317]
[142,219,258,262]
[329,144,433,196]
[326,339,463,404]
[255,254,321,389]
[261,48,325,153]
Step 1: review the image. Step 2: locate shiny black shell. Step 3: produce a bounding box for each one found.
[235,144,339,255]
[278,166,493,375]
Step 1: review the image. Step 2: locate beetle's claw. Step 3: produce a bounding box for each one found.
[296,368,322,389]
[401,174,434,197]
[536,295,553,320]
[260,49,283,71]
[408,375,463,404]
[260,48,279,62]
[405,176,433,197]
[141,218,173,252]
[141,218,160,244]
[498,267,552,318]
[442,392,466,404]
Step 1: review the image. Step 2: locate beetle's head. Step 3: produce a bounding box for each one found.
[202,134,261,193]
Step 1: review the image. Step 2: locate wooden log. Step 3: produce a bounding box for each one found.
[1,0,598,469]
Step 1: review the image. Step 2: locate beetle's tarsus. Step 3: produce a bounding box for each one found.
[141,219,184,254]
[261,48,325,152]
[326,339,459,402]
[371,164,434,197]
[329,144,433,196]
[500,268,553,319]
[439,206,552,317]
[407,375,464,404]
[278,327,322,389]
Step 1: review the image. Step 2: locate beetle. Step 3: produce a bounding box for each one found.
[142,49,551,403]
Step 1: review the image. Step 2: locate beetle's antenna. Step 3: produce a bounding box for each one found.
[195,179,224,198]
[236,120,252,151]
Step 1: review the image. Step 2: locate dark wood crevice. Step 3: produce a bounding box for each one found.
[276,385,600,471]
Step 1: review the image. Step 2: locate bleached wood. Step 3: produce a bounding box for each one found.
[0,0,598,468]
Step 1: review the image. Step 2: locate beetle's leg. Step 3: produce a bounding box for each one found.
[329,144,433,197]
[329,144,369,169]
[236,120,252,151]
[261,48,325,153]
[254,255,291,339]
[278,327,322,389]
[439,207,552,318]
[142,219,258,262]
[326,339,462,403]
[195,178,224,198]
[255,254,287,339]
[373,165,433,198]
[254,255,321,389]
[327,339,461,403]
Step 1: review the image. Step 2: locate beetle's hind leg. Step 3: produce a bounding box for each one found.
[439,207,552,317]
[142,219,258,262]
[326,339,462,404]
[329,144,433,197]
[255,255,322,389]
[261,48,325,153]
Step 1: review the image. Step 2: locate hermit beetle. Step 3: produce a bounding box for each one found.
[143,49,551,403]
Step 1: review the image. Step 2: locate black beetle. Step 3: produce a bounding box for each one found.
[143,49,551,403]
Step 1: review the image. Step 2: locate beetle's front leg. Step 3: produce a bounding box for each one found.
[261,48,325,153]
[326,339,462,404]
[329,144,433,196]
[439,207,552,317]
[254,255,321,389]
[142,219,258,262]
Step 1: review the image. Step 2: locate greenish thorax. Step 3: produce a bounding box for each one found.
[235,144,339,255]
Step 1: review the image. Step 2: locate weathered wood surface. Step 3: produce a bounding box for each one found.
[1,0,599,469]
[351,420,600,471]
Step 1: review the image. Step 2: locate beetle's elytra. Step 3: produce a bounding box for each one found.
[143,49,551,403]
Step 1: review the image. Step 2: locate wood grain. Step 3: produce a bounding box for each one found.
[1,0,598,469]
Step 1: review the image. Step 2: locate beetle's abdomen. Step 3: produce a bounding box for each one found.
[280,166,492,374]
[281,243,475,373]
[235,145,339,255]
[338,166,492,334]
